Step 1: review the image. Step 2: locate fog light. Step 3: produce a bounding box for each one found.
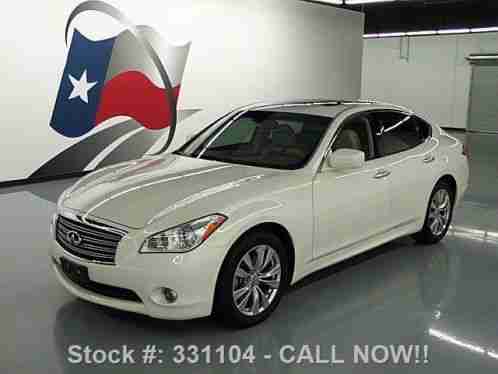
[150,287,179,305]
[162,288,178,304]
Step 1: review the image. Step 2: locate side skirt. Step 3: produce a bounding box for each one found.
[292,218,421,285]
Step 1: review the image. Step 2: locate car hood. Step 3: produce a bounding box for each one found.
[61,154,275,229]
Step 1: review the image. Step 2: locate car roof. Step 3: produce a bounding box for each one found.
[251,100,411,118]
[255,104,351,117]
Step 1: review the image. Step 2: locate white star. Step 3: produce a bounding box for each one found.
[68,70,98,104]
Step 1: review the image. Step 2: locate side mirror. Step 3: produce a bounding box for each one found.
[327,149,365,170]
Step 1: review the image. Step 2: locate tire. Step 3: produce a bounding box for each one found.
[413,180,455,244]
[213,230,289,328]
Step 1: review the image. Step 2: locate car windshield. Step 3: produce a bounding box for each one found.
[175,110,332,169]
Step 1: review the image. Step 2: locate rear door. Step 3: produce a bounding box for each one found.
[369,111,439,227]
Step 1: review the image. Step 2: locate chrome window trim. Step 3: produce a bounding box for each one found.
[316,108,417,173]
[179,99,414,175]
[326,109,419,162]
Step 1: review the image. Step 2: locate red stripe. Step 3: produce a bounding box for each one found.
[95,71,180,130]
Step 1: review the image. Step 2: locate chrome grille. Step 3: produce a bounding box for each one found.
[55,215,126,264]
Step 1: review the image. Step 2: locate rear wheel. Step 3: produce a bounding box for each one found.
[413,180,454,244]
[214,231,289,328]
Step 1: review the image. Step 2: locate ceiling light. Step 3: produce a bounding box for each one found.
[376,32,406,37]
[467,55,498,61]
[364,26,498,39]
[308,0,343,4]
[471,27,498,33]
[406,30,437,36]
[438,28,470,35]
[346,0,395,4]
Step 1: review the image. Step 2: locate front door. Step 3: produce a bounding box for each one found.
[313,113,391,259]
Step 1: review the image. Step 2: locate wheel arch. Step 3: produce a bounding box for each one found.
[216,222,296,289]
[437,174,457,202]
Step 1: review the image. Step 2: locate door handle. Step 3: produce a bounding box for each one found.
[374,169,391,179]
[423,154,435,163]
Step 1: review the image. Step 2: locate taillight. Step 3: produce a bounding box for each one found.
[462,142,469,157]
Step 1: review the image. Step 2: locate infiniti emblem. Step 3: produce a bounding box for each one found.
[66,230,82,246]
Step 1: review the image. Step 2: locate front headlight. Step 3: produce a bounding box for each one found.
[140,214,227,253]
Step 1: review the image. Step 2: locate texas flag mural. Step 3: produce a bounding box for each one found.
[50,27,190,138]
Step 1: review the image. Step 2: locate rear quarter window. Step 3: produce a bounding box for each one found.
[371,111,432,157]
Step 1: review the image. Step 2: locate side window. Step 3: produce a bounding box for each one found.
[276,120,303,134]
[370,111,429,157]
[210,118,258,148]
[411,116,432,141]
[332,114,374,160]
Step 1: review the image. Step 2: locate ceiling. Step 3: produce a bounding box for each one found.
[309,0,498,34]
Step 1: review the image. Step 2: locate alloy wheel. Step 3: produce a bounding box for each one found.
[232,245,282,317]
[428,189,452,236]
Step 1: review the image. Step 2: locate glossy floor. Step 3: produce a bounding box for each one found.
[2,132,498,373]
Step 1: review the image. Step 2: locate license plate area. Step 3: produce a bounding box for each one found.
[60,257,90,285]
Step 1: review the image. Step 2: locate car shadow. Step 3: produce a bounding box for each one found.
[52,236,456,373]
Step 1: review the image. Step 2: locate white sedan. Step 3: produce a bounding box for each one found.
[51,100,469,327]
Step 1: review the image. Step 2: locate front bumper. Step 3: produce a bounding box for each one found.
[50,237,227,320]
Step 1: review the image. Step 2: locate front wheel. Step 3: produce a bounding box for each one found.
[213,231,289,328]
[413,180,454,244]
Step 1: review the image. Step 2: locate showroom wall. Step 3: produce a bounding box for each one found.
[0,0,364,184]
[362,32,498,130]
